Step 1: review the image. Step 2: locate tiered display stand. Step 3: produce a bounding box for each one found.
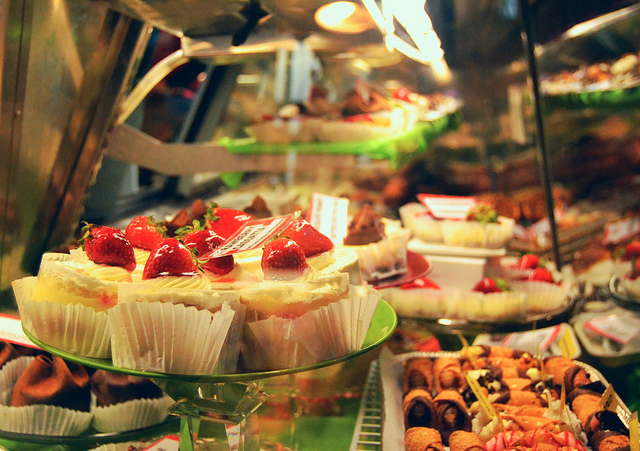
[20,300,397,451]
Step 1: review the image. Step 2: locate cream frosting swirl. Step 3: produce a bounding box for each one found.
[143,275,210,290]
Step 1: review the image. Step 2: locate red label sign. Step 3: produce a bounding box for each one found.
[417,194,477,220]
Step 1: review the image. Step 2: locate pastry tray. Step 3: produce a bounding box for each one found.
[375,349,632,450]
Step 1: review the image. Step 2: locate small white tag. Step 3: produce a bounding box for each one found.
[603,216,640,245]
[203,214,296,258]
[142,434,180,451]
[501,325,561,354]
[417,194,477,220]
[584,313,640,345]
[306,193,349,244]
[0,314,40,349]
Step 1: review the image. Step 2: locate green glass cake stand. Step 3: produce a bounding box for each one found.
[22,300,397,451]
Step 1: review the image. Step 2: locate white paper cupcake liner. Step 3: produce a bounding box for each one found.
[399,203,444,243]
[441,217,515,248]
[0,403,93,435]
[0,355,93,435]
[443,290,524,321]
[511,281,571,313]
[379,286,443,318]
[241,317,302,371]
[91,394,173,433]
[353,228,411,281]
[291,285,382,361]
[108,301,237,374]
[12,277,111,358]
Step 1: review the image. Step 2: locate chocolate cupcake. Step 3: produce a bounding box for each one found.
[0,355,93,435]
[90,370,172,433]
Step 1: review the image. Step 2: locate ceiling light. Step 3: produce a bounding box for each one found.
[315,1,376,34]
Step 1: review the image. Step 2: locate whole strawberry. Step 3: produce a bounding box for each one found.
[80,224,136,272]
[207,208,252,240]
[400,276,440,290]
[261,238,308,280]
[622,241,640,261]
[182,229,235,275]
[142,238,199,279]
[283,220,334,257]
[473,277,504,294]
[125,216,165,250]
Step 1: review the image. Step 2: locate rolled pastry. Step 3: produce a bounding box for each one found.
[404,389,438,430]
[591,430,631,451]
[433,390,472,445]
[404,358,434,396]
[405,427,445,451]
[433,357,466,393]
[448,430,485,451]
[494,390,543,407]
[544,356,590,393]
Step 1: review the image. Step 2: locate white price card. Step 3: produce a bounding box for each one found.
[501,325,562,354]
[417,194,477,220]
[0,314,40,349]
[202,214,297,259]
[603,216,640,245]
[306,193,349,244]
[584,313,640,345]
[142,434,179,451]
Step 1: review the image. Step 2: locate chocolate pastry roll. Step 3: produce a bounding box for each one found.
[433,390,472,445]
[404,358,434,396]
[569,392,627,438]
[404,389,438,430]
[544,356,590,392]
[461,345,525,361]
[433,357,466,393]
[591,430,631,451]
[448,430,485,451]
[493,403,548,418]
[405,427,445,451]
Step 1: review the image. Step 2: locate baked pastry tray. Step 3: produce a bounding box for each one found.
[351,348,632,450]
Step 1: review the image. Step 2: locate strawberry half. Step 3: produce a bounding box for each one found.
[400,276,440,290]
[182,229,234,275]
[207,208,252,240]
[125,216,165,250]
[142,238,199,279]
[529,267,554,283]
[623,241,640,261]
[282,220,334,257]
[473,277,503,294]
[261,238,308,281]
[81,225,136,272]
[517,254,540,270]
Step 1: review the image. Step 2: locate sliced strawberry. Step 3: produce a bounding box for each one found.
[183,229,234,275]
[125,216,165,250]
[623,241,640,261]
[81,225,136,272]
[391,87,411,102]
[529,267,554,283]
[207,208,252,240]
[142,238,199,279]
[517,254,540,270]
[400,276,440,290]
[261,238,308,281]
[473,277,503,294]
[282,220,334,257]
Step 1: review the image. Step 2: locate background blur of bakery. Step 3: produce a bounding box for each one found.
[5,0,640,444]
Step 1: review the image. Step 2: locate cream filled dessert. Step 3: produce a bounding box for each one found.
[343,204,410,281]
[612,240,640,298]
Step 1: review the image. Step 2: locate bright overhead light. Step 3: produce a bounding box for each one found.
[315,1,376,33]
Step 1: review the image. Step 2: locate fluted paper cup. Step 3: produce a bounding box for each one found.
[352,228,411,281]
[12,277,111,358]
[0,356,93,435]
[379,286,443,319]
[109,299,238,375]
[511,281,571,313]
[241,317,302,371]
[290,285,382,362]
[91,394,173,433]
[399,203,443,243]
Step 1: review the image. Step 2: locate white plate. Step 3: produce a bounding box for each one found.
[407,238,507,258]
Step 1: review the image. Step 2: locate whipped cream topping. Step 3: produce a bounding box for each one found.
[143,275,210,290]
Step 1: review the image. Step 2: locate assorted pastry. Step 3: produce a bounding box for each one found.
[12,198,381,373]
[400,345,630,451]
[0,340,170,437]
